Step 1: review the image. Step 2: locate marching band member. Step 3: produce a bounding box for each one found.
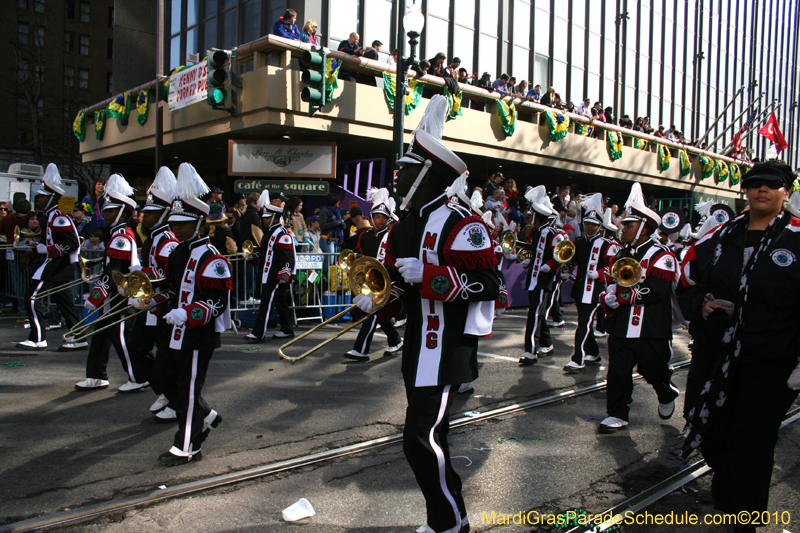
[563,194,619,373]
[147,163,232,465]
[518,185,566,366]
[597,183,680,433]
[593,207,620,338]
[355,96,499,533]
[244,190,296,343]
[127,167,180,419]
[75,174,145,392]
[17,164,84,351]
[343,187,402,361]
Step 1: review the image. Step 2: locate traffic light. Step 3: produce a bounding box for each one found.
[301,46,327,114]
[206,49,241,116]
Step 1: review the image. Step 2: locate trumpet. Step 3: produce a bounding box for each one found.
[610,257,643,287]
[500,231,535,263]
[31,255,104,301]
[278,256,392,364]
[553,239,576,272]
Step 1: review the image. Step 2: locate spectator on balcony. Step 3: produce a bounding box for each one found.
[457,68,469,84]
[619,114,633,129]
[503,178,520,198]
[566,101,576,113]
[527,84,542,102]
[470,72,492,111]
[633,117,645,132]
[577,98,592,118]
[482,172,505,197]
[484,188,507,214]
[508,77,518,94]
[654,124,667,138]
[337,33,363,81]
[666,125,677,141]
[516,80,528,97]
[591,101,602,118]
[492,73,510,95]
[300,20,319,45]
[642,116,654,134]
[604,106,615,125]
[387,49,397,66]
[427,52,447,77]
[356,41,382,86]
[553,93,565,110]
[272,9,301,40]
[539,86,555,106]
[445,57,461,78]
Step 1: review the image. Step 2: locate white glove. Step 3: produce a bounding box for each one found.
[83,300,96,312]
[519,258,531,268]
[788,363,800,390]
[495,308,506,317]
[129,265,143,272]
[396,257,424,284]
[131,297,155,311]
[587,270,600,280]
[504,252,517,262]
[540,263,551,273]
[36,243,48,255]
[164,308,188,326]
[117,285,127,298]
[353,293,375,314]
[560,271,571,280]
[606,283,617,294]
[604,291,619,309]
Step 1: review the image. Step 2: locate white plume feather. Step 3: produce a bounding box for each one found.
[149,167,177,198]
[413,95,450,140]
[482,210,494,229]
[624,183,645,210]
[387,197,397,215]
[580,193,603,218]
[256,189,270,209]
[787,191,800,217]
[104,173,134,200]
[507,221,517,233]
[695,200,713,217]
[679,223,692,240]
[367,187,389,207]
[175,163,209,199]
[470,189,484,214]
[43,163,62,188]
[524,185,546,205]
[445,172,470,207]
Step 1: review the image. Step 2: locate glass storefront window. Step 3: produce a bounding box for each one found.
[534,53,549,87]
[202,17,217,51]
[242,0,261,43]
[186,26,196,57]
[171,0,182,35]
[425,16,449,61]
[588,33,600,74]
[534,9,550,56]
[513,0,530,46]
[513,46,530,83]
[330,0,358,42]
[221,7,237,50]
[187,0,198,28]
[480,0,499,37]
[552,17,567,62]
[169,35,181,69]
[428,0,450,20]
[454,26,474,71]
[454,0,475,28]
[552,60,567,93]
[478,34,497,76]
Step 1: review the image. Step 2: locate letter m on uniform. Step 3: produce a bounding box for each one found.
[422,232,438,250]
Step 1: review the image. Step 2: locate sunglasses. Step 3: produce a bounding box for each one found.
[744,179,784,190]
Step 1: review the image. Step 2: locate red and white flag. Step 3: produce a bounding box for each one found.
[758,111,788,153]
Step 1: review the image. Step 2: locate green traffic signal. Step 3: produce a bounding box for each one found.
[206,48,230,107]
[300,48,327,113]
[210,87,227,105]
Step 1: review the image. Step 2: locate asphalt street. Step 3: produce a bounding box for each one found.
[1,305,798,533]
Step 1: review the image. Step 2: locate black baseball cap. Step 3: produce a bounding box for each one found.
[210,186,224,194]
[349,206,364,217]
[741,160,795,189]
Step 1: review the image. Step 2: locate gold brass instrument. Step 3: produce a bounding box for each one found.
[0,227,37,249]
[610,257,643,287]
[278,256,392,364]
[225,239,255,258]
[31,255,104,301]
[65,270,167,343]
[553,239,576,273]
[338,248,361,272]
[500,230,535,263]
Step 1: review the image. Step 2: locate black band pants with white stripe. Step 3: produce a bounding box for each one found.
[352,314,401,354]
[547,281,563,322]
[252,282,293,339]
[85,314,151,383]
[606,336,679,421]
[126,313,171,395]
[404,384,466,532]
[524,287,553,354]
[570,303,600,365]
[25,279,80,342]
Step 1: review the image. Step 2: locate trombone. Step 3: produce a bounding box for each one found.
[64,270,167,343]
[278,256,392,364]
[0,227,38,249]
[31,255,104,301]
[610,257,643,287]
[500,231,535,263]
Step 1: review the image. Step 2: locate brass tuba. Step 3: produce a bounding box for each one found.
[553,239,576,264]
[500,230,535,263]
[610,257,643,287]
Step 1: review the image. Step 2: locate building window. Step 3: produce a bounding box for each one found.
[64,66,75,86]
[108,6,114,27]
[106,72,113,92]
[64,31,74,52]
[63,102,72,119]
[18,0,28,8]
[18,23,29,44]
[17,96,28,116]
[80,1,89,22]
[65,0,74,18]
[34,26,44,47]
[80,34,89,55]
[78,68,89,89]
[16,130,29,146]
[16,60,29,81]
[37,99,44,117]
[34,63,43,84]
[107,38,113,59]
[34,0,44,12]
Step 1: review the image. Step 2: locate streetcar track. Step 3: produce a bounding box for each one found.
[0,360,692,533]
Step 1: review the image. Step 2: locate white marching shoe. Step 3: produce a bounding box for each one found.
[75,378,110,390]
[17,340,47,351]
[344,349,369,361]
[59,336,89,351]
[155,407,177,421]
[384,341,403,355]
[598,416,629,433]
[150,394,169,413]
[118,381,150,393]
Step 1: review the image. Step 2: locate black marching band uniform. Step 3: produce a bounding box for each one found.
[76,174,146,392]
[598,184,680,433]
[245,190,296,342]
[18,164,83,351]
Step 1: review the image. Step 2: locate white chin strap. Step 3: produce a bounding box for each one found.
[112,207,126,227]
[190,219,203,240]
[399,160,433,211]
[156,209,170,227]
[633,219,646,243]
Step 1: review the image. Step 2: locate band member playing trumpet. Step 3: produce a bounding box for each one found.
[75,173,145,392]
[144,163,231,466]
[597,184,680,433]
[17,164,84,351]
[243,190,296,343]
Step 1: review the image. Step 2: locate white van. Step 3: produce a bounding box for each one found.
[0,163,80,211]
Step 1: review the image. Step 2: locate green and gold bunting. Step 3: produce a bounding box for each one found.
[162,65,189,100]
[443,87,463,120]
[496,100,516,136]
[575,123,593,136]
[715,159,729,184]
[325,58,340,103]
[136,89,151,125]
[634,137,648,150]
[679,149,691,176]
[72,110,86,142]
[382,73,426,116]
[607,131,623,160]
[657,144,670,170]
[544,110,569,141]
[94,109,106,140]
[698,154,714,180]
[730,163,741,187]
[106,92,131,126]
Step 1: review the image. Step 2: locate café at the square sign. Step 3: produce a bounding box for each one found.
[228,140,336,178]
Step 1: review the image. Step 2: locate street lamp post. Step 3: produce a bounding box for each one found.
[390,0,425,193]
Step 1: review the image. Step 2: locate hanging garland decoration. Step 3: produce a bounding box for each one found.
[715,159,729,184]
[657,144,671,170]
[544,110,569,141]
[94,109,107,140]
[325,58,341,103]
[106,92,131,126]
[729,163,741,187]
[443,87,463,120]
[634,137,648,150]
[607,131,623,160]
[575,122,593,136]
[72,110,86,142]
[679,149,691,176]
[495,100,517,136]
[136,89,151,125]
[382,72,426,115]
[698,154,715,180]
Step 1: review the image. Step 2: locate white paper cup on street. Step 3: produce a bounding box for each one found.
[282,498,315,522]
